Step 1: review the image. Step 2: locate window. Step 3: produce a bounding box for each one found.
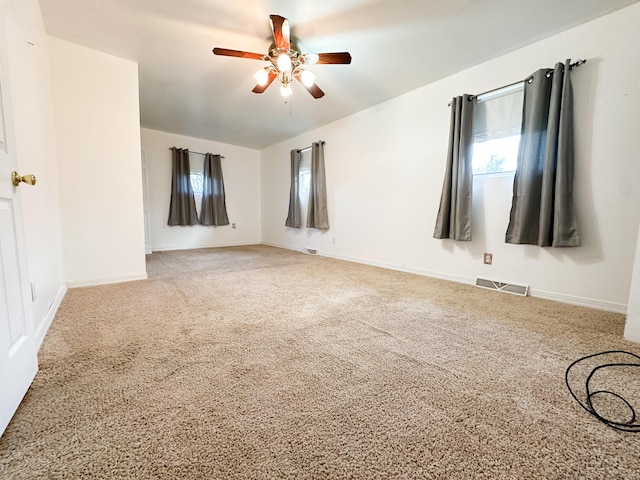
[472,83,524,175]
[190,171,203,194]
[472,135,520,175]
[189,154,205,217]
[299,159,311,197]
[298,150,311,220]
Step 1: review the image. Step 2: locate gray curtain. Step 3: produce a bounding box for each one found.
[433,95,475,240]
[285,149,302,228]
[200,153,229,226]
[505,60,580,247]
[306,141,329,230]
[167,147,199,226]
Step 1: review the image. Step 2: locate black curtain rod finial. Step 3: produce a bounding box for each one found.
[569,58,587,69]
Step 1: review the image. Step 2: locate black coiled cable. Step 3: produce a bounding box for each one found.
[565,350,640,432]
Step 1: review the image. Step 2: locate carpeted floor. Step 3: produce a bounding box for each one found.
[1,245,639,479]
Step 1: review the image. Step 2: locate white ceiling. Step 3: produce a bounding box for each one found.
[39,0,639,150]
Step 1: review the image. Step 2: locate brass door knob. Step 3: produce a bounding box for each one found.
[11,171,37,187]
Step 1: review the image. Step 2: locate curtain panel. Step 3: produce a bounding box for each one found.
[167,147,199,226]
[285,149,302,228]
[505,59,581,247]
[306,142,329,230]
[433,94,475,240]
[200,153,229,226]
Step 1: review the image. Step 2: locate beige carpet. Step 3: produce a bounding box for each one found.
[1,245,640,479]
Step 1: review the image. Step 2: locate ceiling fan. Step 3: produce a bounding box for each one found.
[213,14,352,99]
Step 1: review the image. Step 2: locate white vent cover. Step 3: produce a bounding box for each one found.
[475,278,528,296]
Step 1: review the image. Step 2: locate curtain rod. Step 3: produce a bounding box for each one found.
[447,58,587,106]
[298,140,325,153]
[169,147,224,158]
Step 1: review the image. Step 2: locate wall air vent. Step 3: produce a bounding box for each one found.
[475,278,528,296]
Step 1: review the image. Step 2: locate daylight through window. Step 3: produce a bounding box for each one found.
[190,172,204,194]
[472,83,524,175]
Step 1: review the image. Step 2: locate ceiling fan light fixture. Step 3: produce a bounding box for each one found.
[300,69,316,87]
[280,82,293,97]
[254,68,269,86]
[302,53,319,65]
[212,14,350,99]
[277,53,292,72]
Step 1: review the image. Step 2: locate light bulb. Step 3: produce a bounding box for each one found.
[280,83,292,97]
[254,68,269,86]
[300,69,316,87]
[303,53,319,65]
[277,53,292,72]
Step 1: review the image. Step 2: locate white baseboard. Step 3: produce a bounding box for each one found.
[66,273,148,288]
[260,242,627,314]
[528,288,627,314]
[325,250,476,286]
[261,241,304,253]
[150,241,260,253]
[35,283,67,350]
[261,241,475,286]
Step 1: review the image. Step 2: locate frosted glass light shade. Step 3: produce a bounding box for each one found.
[254,68,269,86]
[277,53,292,72]
[280,83,292,97]
[300,70,316,87]
[303,54,319,65]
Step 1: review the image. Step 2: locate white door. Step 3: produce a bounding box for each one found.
[0,1,39,437]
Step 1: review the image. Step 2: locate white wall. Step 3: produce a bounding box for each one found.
[141,128,261,251]
[5,0,65,345]
[49,38,147,286]
[261,3,640,313]
[625,227,640,341]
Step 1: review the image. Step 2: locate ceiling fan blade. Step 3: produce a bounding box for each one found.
[269,14,290,51]
[315,52,352,64]
[213,48,265,60]
[294,74,325,99]
[252,71,277,94]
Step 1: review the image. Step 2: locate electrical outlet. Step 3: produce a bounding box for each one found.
[232,223,236,229]
[484,253,493,265]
